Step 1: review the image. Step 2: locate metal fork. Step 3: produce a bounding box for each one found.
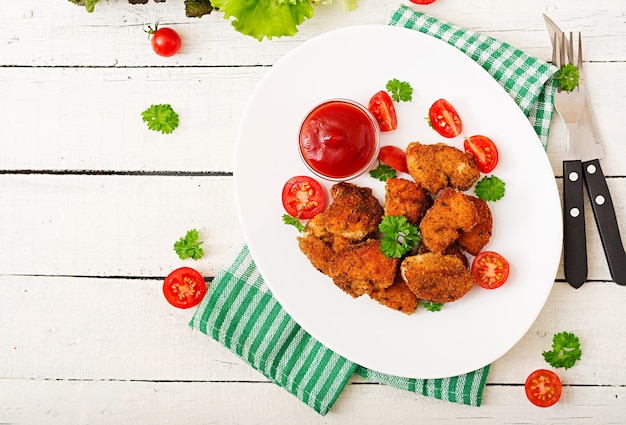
[553,32,586,143]
[553,32,588,288]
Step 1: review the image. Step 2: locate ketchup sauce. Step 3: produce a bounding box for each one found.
[299,99,380,181]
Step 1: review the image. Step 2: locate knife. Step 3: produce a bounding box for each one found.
[544,14,626,286]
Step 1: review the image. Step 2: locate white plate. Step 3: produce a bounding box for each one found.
[234,25,562,379]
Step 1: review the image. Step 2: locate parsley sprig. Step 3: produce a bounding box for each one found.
[475,175,506,201]
[369,162,397,182]
[542,331,582,369]
[173,228,204,260]
[378,216,420,258]
[420,301,444,312]
[386,78,413,102]
[556,64,581,93]
[142,103,179,134]
[282,214,305,232]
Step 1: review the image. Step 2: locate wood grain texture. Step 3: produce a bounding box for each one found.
[2,0,626,423]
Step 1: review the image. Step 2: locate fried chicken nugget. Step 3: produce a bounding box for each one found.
[384,177,432,225]
[297,214,353,276]
[420,188,479,254]
[369,274,419,315]
[330,239,398,298]
[323,182,384,241]
[457,196,493,255]
[406,142,480,195]
[417,240,469,268]
[401,252,474,303]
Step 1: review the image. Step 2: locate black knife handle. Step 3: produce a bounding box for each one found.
[563,160,587,288]
[582,159,626,285]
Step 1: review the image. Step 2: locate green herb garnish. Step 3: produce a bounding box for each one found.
[369,163,397,182]
[556,64,581,93]
[542,331,582,369]
[141,104,179,134]
[420,301,444,312]
[282,214,305,232]
[379,216,420,258]
[474,175,506,202]
[173,229,204,260]
[386,78,413,102]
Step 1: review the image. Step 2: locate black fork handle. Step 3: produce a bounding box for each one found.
[563,159,587,288]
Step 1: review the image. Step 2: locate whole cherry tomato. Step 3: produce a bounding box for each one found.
[146,20,182,57]
[410,0,437,3]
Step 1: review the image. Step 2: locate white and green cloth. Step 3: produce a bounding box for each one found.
[190,6,558,416]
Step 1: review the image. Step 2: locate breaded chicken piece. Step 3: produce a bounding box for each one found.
[297,233,335,276]
[457,196,493,255]
[417,241,469,268]
[330,239,398,298]
[323,182,384,241]
[297,214,354,276]
[405,142,480,195]
[384,177,432,225]
[369,274,419,315]
[420,188,478,253]
[401,252,474,303]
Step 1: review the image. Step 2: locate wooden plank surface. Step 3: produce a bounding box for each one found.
[2,0,626,423]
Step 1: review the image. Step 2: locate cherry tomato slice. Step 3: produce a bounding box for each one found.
[368,90,398,132]
[163,267,207,309]
[429,98,462,138]
[282,176,326,220]
[151,27,182,57]
[464,135,499,173]
[409,0,437,3]
[525,369,562,408]
[471,251,510,289]
[378,146,408,173]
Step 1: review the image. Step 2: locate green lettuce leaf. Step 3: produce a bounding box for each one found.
[213,0,315,41]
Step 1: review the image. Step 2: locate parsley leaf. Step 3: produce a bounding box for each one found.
[556,64,581,93]
[420,301,444,312]
[542,331,582,369]
[378,216,420,258]
[282,214,305,232]
[142,104,179,134]
[386,78,413,102]
[474,175,506,201]
[173,229,204,261]
[369,162,397,182]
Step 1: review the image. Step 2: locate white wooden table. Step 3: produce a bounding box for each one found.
[1,1,625,423]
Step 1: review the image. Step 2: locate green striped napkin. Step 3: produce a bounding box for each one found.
[190,7,558,416]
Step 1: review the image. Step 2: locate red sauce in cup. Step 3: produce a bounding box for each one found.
[299,99,380,181]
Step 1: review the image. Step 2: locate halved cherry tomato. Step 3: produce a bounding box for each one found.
[163,267,207,309]
[471,251,510,289]
[525,369,562,408]
[464,135,499,173]
[378,145,408,173]
[282,176,325,220]
[368,90,398,132]
[429,98,462,138]
[410,0,437,3]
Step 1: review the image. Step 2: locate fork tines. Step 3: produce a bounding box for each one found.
[552,31,583,91]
